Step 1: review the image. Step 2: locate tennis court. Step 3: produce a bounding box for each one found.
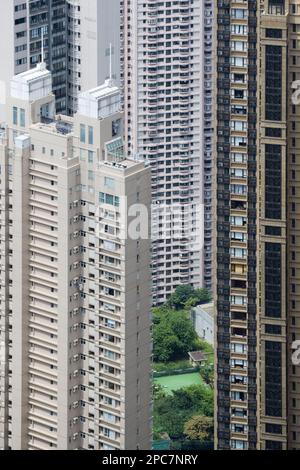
[154,372,202,394]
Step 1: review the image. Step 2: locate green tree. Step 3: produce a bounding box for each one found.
[153,384,214,440]
[200,362,214,387]
[167,285,211,310]
[172,384,214,417]
[154,323,181,362]
[184,415,214,442]
[153,309,200,362]
[185,288,212,308]
[153,383,167,400]
[167,285,195,310]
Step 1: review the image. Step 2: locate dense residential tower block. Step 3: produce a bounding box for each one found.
[121,0,214,303]
[214,0,300,450]
[0,64,152,450]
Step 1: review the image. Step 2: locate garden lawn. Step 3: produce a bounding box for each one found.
[154,373,203,394]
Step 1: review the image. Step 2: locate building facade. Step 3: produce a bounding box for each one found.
[191,302,214,346]
[121,0,213,303]
[0,0,121,119]
[0,0,68,117]
[0,64,152,450]
[214,0,300,450]
[203,0,214,291]
[66,0,121,116]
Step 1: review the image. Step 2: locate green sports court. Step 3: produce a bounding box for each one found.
[154,373,203,394]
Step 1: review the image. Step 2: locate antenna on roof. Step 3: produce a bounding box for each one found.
[107,43,114,87]
[109,43,112,80]
[41,28,45,64]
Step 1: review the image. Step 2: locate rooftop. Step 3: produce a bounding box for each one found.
[80,79,119,101]
[78,79,120,119]
[32,115,74,136]
[12,63,50,84]
[193,302,214,317]
[188,351,208,363]
[11,63,52,102]
[101,158,142,171]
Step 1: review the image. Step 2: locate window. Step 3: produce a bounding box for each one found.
[13,107,18,125]
[266,423,282,434]
[265,324,282,335]
[231,440,248,450]
[266,29,282,39]
[99,192,120,207]
[80,124,86,143]
[265,226,281,236]
[265,440,282,450]
[80,149,86,161]
[231,9,248,19]
[265,243,281,318]
[20,108,25,127]
[265,45,282,121]
[88,126,94,145]
[265,341,282,417]
[112,119,121,136]
[265,145,282,219]
[88,151,94,163]
[104,177,115,189]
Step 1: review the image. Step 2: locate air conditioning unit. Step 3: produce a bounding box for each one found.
[73,354,79,362]
[73,308,79,316]
[72,385,79,393]
[73,200,79,208]
[72,432,79,440]
[73,370,79,378]
[72,401,79,409]
[73,339,79,347]
[72,417,79,424]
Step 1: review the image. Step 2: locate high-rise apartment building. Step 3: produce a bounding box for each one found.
[214,0,300,450]
[0,64,152,450]
[121,0,213,303]
[203,1,214,291]
[0,1,121,119]
[0,0,68,117]
[67,0,121,115]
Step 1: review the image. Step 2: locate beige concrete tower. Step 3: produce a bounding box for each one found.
[0,64,152,450]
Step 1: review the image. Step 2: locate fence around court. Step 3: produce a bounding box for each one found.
[153,366,199,378]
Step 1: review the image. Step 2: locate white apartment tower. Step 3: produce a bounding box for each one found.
[0,64,152,450]
[0,0,68,117]
[0,1,121,119]
[67,0,121,115]
[120,0,214,303]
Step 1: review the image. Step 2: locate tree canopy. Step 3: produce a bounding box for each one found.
[153,384,214,439]
[184,415,214,442]
[153,308,200,362]
[167,285,211,310]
